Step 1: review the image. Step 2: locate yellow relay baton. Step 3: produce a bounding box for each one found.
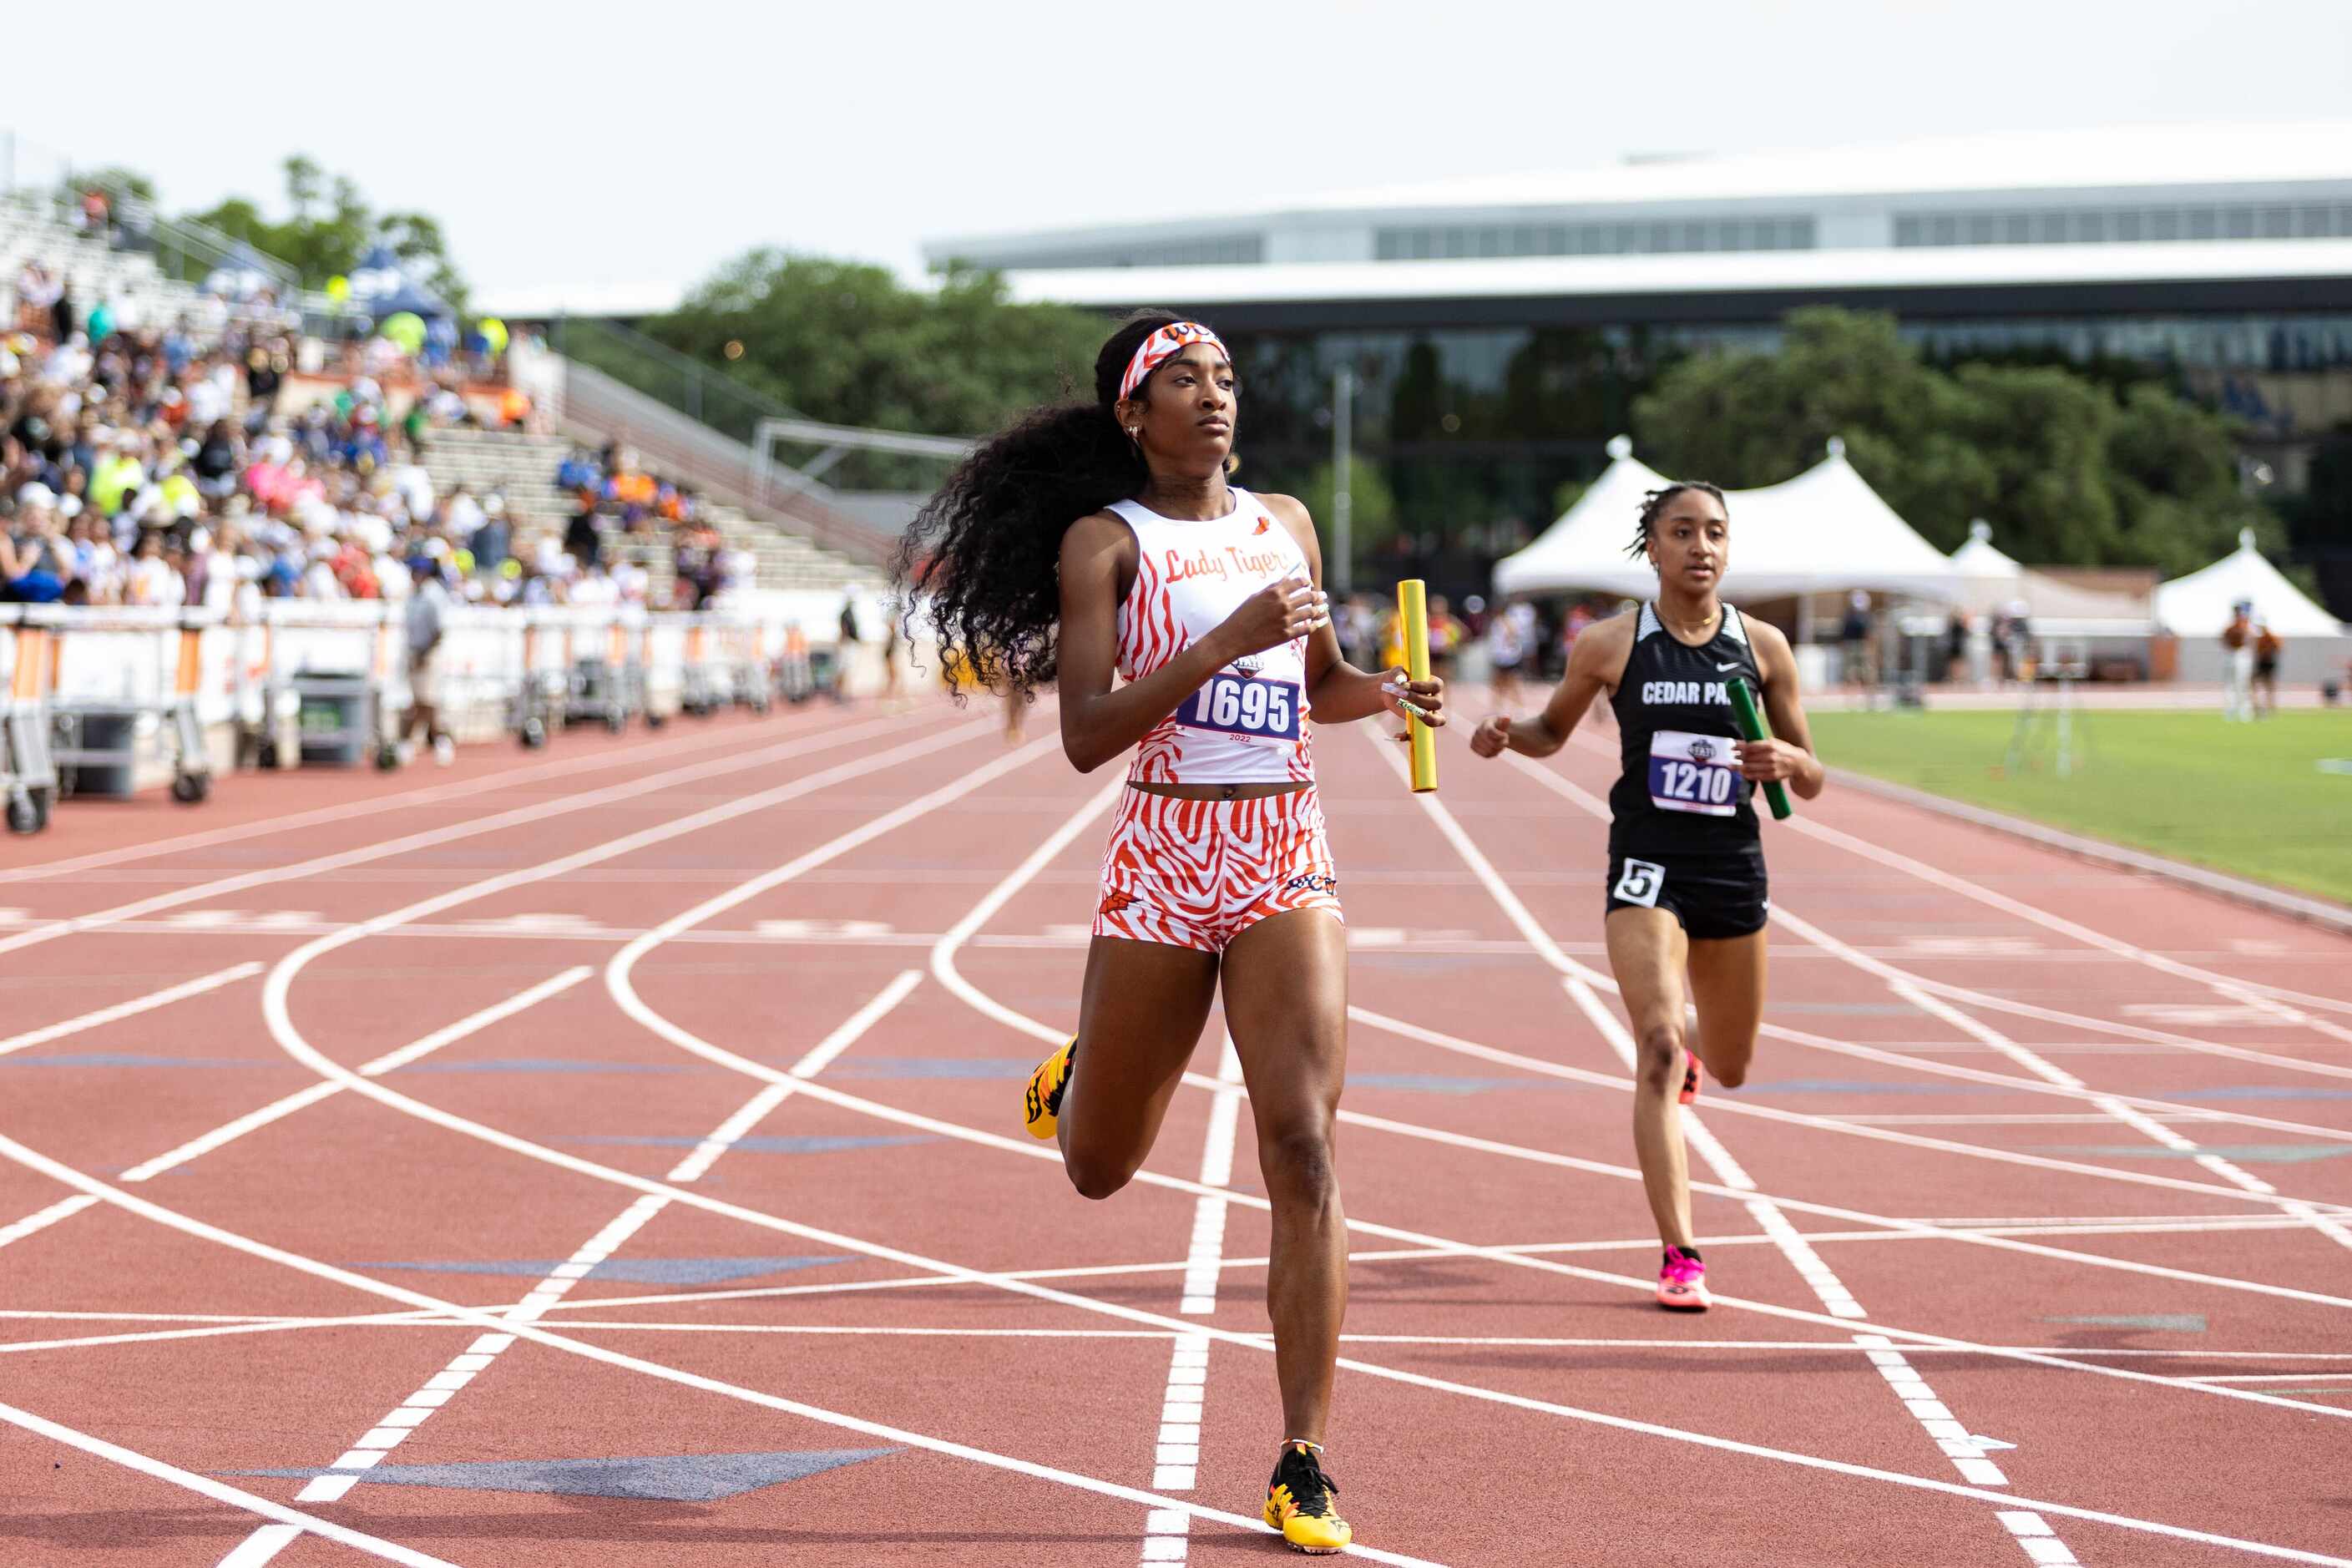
[1397,579,1439,793]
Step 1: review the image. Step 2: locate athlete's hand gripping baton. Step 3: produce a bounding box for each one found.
[1727,677,1793,821]
[1398,579,1439,794]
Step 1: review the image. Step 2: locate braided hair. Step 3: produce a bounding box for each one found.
[1625,481,1728,561]
[893,309,1200,701]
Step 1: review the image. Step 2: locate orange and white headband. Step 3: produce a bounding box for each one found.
[1119,321,1229,402]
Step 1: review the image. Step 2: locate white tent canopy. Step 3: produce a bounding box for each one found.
[1493,437,1960,601]
[2156,529,2349,638]
[1948,519,2153,634]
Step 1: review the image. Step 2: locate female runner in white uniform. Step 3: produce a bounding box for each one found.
[898,312,1444,1554]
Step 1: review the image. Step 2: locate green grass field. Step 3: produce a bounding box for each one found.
[1804,708,2352,906]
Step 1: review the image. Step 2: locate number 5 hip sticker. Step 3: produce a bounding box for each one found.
[1613,858,1665,907]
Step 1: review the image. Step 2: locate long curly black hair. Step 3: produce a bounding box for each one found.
[893,309,1193,701]
[1624,481,1728,560]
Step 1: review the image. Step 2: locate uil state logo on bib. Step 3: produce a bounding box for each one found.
[1648,729,1739,816]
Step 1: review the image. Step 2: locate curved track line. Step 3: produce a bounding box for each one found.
[0,1395,462,1567]
[0,711,918,959]
[44,1119,2352,1567]
[1414,741,2352,1147]
[0,1135,1444,1568]
[900,789,2352,1408]
[1343,1003,2351,1211]
[226,746,2352,1560]
[0,701,847,885]
[1550,736,2352,1045]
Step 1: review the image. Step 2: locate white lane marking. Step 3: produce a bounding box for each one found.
[1559,976,1868,1318]
[1510,749,2352,1117]
[0,1151,1448,1568]
[225,970,928,1563]
[1782,805,2352,1043]
[1143,1037,1244,1566]
[0,712,918,959]
[891,787,2352,1415]
[0,1194,99,1251]
[1361,1002,2319,1206]
[0,701,853,886]
[14,1117,2334,1567]
[215,1525,303,1568]
[0,963,263,1061]
[121,969,594,1181]
[1553,893,2031,1525]
[1773,909,2352,1255]
[0,1398,458,1566]
[664,970,924,1183]
[212,731,2336,1556]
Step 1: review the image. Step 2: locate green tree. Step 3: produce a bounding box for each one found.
[184,155,468,310]
[642,252,1104,440]
[1633,306,2276,572]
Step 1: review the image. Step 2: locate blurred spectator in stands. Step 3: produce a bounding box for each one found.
[2,484,71,601]
[192,420,240,499]
[498,385,531,431]
[14,263,61,336]
[470,494,511,573]
[555,447,597,494]
[124,526,185,607]
[50,279,75,344]
[244,342,285,434]
[564,494,602,570]
[1840,590,1877,690]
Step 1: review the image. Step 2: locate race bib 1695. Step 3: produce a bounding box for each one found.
[1177,670,1301,744]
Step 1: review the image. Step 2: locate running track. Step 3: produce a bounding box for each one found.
[1,694,2347,1566]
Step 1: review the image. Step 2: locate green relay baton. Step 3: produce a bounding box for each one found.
[1727,678,1793,822]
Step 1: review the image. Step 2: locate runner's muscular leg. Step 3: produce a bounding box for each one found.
[1685,930,1766,1089]
[1605,906,1696,1248]
[1221,905,1350,1447]
[1058,935,1220,1200]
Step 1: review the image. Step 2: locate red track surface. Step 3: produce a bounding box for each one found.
[2,695,2348,1566]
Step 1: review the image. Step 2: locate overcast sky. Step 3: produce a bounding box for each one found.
[8,0,2349,311]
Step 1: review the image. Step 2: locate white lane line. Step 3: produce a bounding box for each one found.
[215,1526,303,1568]
[122,969,594,1181]
[3,1141,1446,1568]
[225,971,927,1563]
[667,970,924,1184]
[0,701,852,886]
[0,1398,459,1566]
[896,787,2352,1413]
[21,1086,2339,1568]
[1350,1003,2343,1215]
[1551,894,2042,1541]
[0,1194,99,1251]
[1767,905,2352,1255]
[1558,976,1868,1319]
[0,712,918,959]
[1781,805,2352,1044]
[1142,1038,1245,1565]
[0,963,262,1061]
[214,731,2333,1555]
[1506,750,2352,1122]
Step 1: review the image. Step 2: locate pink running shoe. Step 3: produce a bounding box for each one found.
[1657,1245,1710,1311]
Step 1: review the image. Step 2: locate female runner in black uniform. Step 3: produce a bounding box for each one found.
[1469,483,1823,1309]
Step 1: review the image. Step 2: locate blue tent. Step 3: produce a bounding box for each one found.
[348,245,452,322]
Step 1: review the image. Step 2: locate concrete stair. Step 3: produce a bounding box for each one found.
[2,205,215,332]
[417,427,877,599]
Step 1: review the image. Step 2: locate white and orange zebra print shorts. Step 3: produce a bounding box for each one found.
[1092,786,1343,953]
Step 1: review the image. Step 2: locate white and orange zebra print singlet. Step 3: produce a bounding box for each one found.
[1108,488,1317,787]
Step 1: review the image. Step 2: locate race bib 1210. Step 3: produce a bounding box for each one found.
[1647,729,1739,816]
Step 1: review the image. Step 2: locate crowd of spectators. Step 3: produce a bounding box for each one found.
[554,442,751,609]
[1,306,736,617]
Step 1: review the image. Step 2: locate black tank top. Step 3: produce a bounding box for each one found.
[1606,601,1763,860]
